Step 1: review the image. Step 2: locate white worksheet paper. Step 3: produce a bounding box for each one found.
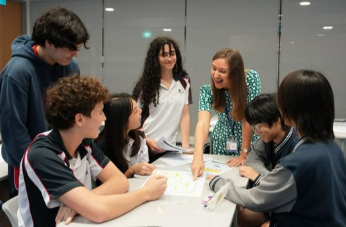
[204,161,233,175]
[160,153,213,166]
[147,170,206,197]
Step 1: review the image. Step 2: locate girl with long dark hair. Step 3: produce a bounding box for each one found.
[97,93,155,178]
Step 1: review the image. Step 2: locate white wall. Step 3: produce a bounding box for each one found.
[25,0,346,139]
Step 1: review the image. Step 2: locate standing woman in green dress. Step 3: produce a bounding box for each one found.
[192,48,261,179]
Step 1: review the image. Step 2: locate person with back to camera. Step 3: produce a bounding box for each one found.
[18,74,167,227]
[207,70,346,227]
[133,36,192,163]
[191,48,261,180]
[0,6,89,198]
[237,93,298,227]
[96,93,156,178]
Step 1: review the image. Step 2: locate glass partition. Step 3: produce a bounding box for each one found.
[185,0,279,130]
[27,0,346,134]
[281,0,346,118]
[103,0,185,94]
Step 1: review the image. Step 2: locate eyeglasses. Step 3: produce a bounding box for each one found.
[250,123,263,134]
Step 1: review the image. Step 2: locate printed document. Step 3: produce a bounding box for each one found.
[149,170,206,197]
[157,136,187,152]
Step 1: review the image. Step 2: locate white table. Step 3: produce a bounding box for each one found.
[58,153,247,227]
[0,144,8,181]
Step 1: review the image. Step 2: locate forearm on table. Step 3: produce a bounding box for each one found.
[93,163,129,195]
[92,174,129,196]
[60,187,149,223]
[246,160,269,176]
[124,168,134,178]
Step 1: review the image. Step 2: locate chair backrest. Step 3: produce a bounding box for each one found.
[2,196,18,227]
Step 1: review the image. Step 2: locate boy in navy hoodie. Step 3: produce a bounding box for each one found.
[0,6,89,198]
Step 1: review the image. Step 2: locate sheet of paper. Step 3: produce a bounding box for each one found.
[160,153,213,166]
[150,170,206,197]
[157,136,186,152]
[0,144,4,163]
[159,153,193,166]
[204,161,233,175]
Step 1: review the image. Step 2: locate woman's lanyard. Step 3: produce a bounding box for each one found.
[224,107,235,137]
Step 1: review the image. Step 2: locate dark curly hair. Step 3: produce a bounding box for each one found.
[32,6,89,50]
[133,36,187,114]
[45,74,110,129]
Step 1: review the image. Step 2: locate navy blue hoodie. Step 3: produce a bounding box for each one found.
[0,35,80,167]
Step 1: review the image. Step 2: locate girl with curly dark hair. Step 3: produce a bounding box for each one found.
[96,93,155,178]
[133,37,192,162]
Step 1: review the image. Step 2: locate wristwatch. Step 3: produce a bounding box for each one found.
[243,148,248,154]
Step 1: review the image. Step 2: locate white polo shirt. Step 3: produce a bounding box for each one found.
[137,75,192,145]
[125,137,149,165]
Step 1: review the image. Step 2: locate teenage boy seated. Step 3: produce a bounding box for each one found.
[18,74,167,227]
[237,93,298,227]
[209,70,346,226]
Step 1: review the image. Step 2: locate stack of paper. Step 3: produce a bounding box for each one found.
[157,136,189,152]
[159,153,213,166]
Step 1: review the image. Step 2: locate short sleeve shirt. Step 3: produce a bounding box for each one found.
[199,70,261,155]
[125,136,149,166]
[18,129,110,227]
[135,73,192,145]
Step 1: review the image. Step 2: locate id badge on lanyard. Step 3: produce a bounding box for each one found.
[225,107,237,154]
[226,138,238,154]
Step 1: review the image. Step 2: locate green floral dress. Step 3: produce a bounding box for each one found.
[199,70,261,155]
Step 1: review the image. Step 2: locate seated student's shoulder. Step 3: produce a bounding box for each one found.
[82,138,101,153]
[82,138,110,163]
[277,144,310,169]
[26,136,64,166]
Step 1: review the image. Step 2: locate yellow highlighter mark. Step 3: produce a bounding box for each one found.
[204,168,221,173]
